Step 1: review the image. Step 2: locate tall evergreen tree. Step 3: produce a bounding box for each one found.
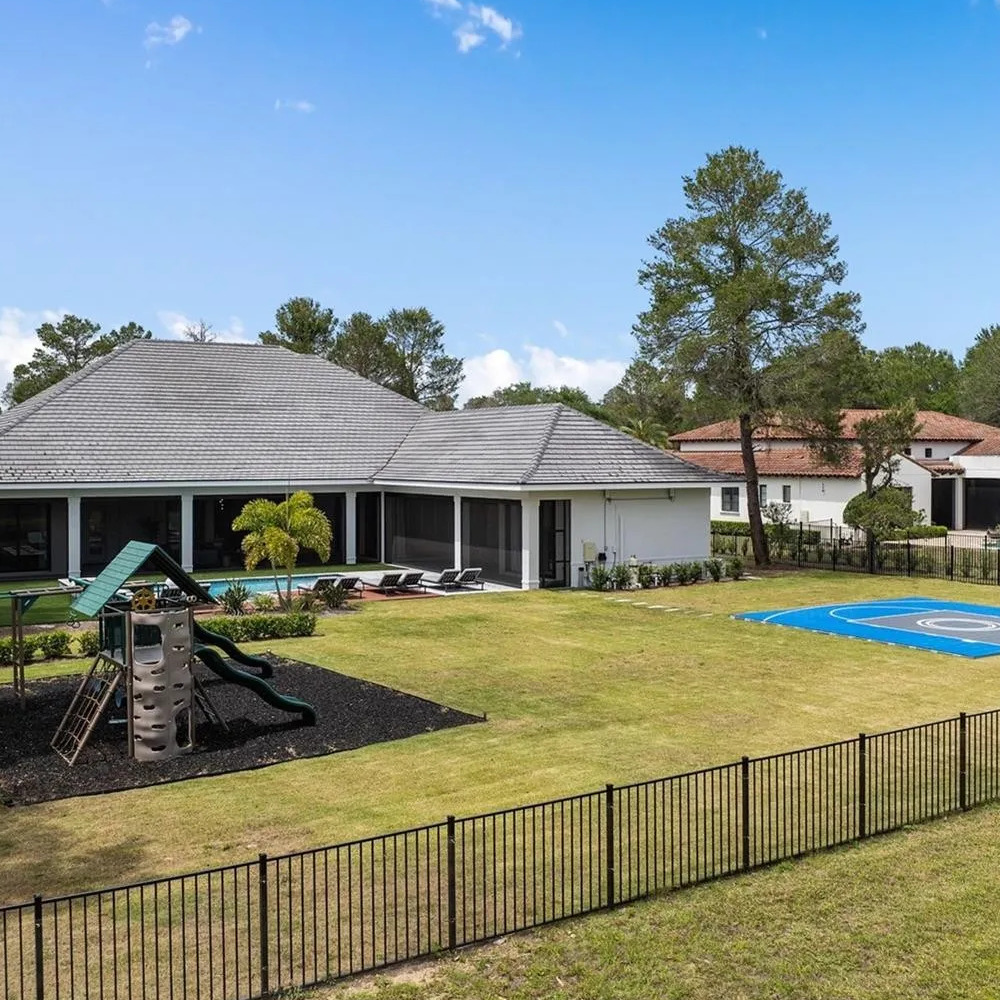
[958,325,1000,426]
[382,307,463,409]
[259,297,338,355]
[634,147,863,565]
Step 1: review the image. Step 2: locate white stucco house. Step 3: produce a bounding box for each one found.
[671,410,1000,531]
[0,340,733,588]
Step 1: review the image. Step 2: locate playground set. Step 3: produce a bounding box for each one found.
[6,541,316,768]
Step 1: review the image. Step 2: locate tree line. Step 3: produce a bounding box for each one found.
[2,304,464,411]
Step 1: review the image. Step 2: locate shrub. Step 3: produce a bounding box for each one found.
[884,525,949,540]
[636,563,656,589]
[728,556,745,580]
[251,592,277,613]
[320,583,349,610]
[38,631,72,660]
[711,521,821,545]
[77,630,101,657]
[704,558,723,582]
[589,565,610,591]
[218,581,252,616]
[201,612,317,643]
[655,565,674,586]
[610,562,634,591]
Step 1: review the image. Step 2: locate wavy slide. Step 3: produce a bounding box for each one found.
[193,622,274,678]
[192,624,317,726]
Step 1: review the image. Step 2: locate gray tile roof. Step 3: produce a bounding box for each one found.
[378,405,734,486]
[0,341,734,489]
[0,340,424,484]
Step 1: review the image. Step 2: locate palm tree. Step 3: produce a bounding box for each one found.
[231,491,332,608]
[619,418,670,449]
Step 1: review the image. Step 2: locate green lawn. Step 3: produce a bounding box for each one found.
[2,571,1000,908]
[0,562,389,626]
[323,803,1000,1000]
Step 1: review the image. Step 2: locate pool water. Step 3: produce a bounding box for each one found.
[202,574,323,599]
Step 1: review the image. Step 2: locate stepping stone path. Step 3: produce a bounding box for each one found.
[583,591,713,617]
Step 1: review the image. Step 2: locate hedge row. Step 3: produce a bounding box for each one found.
[884,525,949,540]
[711,521,822,545]
[0,630,86,665]
[200,612,317,643]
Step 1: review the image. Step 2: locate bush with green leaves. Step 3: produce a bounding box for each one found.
[77,630,101,657]
[704,558,723,582]
[589,565,611,591]
[319,582,350,610]
[251,591,277,613]
[711,521,821,545]
[636,563,656,589]
[655,565,674,586]
[884,525,948,541]
[201,612,317,643]
[610,562,634,591]
[218,581,252,616]
[0,630,77,664]
[727,556,745,580]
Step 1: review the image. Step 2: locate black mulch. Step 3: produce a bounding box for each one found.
[0,655,483,806]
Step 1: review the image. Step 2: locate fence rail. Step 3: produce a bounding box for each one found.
[4,707,1000,999]
[712,527,1000,586]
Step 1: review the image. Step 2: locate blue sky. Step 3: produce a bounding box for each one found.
[2,0,999,401]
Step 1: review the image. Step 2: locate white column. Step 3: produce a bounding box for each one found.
[67,495,82,579]
[345,490,357,565]
[379,492,386,563]
[180,492,194,571]
[521,495,540,590]
[954,477,965,531]
[453,495,463,569]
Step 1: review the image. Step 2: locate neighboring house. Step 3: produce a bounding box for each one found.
[672,410,1000,531]
[0,340,732,588]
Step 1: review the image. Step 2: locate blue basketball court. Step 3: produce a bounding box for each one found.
[735,597,1000,658]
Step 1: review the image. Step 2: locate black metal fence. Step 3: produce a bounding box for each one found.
[712,526,1000,586]
[4,707,1000,999]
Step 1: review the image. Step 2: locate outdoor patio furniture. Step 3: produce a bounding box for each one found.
[456,567,484,589]
[396,571,426,592]
[297,575,343,594]
[363,572,404,595]
[425,568,462,590]
[331,575,363,598]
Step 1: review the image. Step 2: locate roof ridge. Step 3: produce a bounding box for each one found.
[0,341,135,438]
[371,406,438,480]
[521,404,564,483]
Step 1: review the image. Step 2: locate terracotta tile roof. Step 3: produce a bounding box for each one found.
[909,458,963,475]
[671,410,1000,444]
[676,448,865,479]
[958,435,1000,457]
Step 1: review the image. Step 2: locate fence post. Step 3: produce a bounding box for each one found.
[949,544,954,580]
[959,712,968,811]
[857,733,867,839]
[258,853,269,996]
[740,757,751,872]
[446,816,457,949]
[33,895,43,1000]
[797,524,802,567]
[605,784,615,908]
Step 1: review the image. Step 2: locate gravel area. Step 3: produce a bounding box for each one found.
[0,655,483,806]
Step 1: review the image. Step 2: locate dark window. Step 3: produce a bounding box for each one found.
[462,498,522,586]
[721,487,740,513]
[539,500,570,588]
[0,501,52,574]
[758,484,768,504]
[782,485,792,503]
[385,493,454,572]
[924,447,933,459]
[356,493,381,563]
[82,497,182,575]
[904,447,912,456]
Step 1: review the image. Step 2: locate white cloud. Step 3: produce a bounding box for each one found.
[455,26,486,52]
[459,345,626,403]
[423,0,522,53]
[274,98,316,113]
[0,307,65,396]
[157,311,252,342]
[144,15,194,48]
[469,4,521,46]
[552,320,569,339]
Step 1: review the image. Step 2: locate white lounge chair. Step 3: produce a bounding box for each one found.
[425,568,462,590]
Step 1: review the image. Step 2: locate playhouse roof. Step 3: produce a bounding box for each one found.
[71,541,215,617]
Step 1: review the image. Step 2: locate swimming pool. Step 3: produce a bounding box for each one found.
[202,574,323,599]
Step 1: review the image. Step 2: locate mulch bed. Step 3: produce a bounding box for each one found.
[0,655,483,806]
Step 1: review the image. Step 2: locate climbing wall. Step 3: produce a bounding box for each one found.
[130,608,194,762]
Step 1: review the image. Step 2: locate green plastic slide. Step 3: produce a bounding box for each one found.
[193,622,274,678]
[191,628,317,726]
